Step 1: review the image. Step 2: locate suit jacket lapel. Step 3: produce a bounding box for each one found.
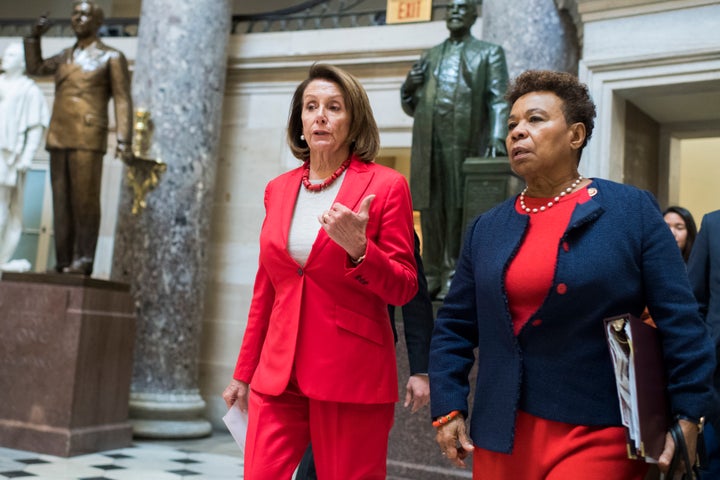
[56,49,80,86]
[333,158,374,213]
[276,167,303,255]
[306,157,375,263]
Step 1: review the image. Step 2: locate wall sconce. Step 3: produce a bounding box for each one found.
[123,108,167,215]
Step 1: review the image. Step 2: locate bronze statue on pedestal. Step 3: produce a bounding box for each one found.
[401,0,509,299]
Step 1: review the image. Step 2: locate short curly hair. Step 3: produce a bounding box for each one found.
[506,70,596,156]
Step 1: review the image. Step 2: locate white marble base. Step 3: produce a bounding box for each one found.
[130,392,212,439]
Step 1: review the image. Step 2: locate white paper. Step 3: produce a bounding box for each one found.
[222,401,248,452]
[606,319,653,461]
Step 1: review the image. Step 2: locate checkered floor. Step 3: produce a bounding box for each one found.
[0,433,243,480]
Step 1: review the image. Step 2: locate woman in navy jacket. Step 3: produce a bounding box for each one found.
[428,70,714,479]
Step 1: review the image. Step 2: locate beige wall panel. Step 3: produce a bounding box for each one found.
[201,318,250,368]
[679,137,720,221]
[199,361,236,429]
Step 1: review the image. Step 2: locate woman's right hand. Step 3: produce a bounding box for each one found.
[435,414,475,468]
[222,379,249,412]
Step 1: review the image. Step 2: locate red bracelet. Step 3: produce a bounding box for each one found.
[432,410,460,428]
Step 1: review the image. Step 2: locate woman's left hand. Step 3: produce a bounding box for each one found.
[319,194,375,260]
[657,418,699,474]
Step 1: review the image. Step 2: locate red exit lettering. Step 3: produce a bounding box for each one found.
[398,0,422,20]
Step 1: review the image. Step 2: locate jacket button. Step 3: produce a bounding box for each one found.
[297,267,303,276]
[556,283,567,294]
[562,241,570,252]
[532,319,542,327]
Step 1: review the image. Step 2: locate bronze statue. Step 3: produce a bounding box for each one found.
[24,0,132,276]
[400,0,509,299]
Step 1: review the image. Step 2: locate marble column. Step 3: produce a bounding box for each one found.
[111,0,231,438]
[481,0,579,80]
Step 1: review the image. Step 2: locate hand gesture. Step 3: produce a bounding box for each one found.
[319,194,374,261]
[30,12,52,38]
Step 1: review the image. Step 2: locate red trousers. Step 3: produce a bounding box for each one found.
[244,382,394,480]
[472,410,650,480]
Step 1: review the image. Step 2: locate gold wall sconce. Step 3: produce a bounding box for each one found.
[124,108,167,215]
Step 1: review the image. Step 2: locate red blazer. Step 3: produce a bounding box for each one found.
[233,157,418,404]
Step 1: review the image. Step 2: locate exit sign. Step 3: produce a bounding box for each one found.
[386,0,432,24]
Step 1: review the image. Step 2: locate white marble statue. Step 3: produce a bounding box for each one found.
[0,42,49,270]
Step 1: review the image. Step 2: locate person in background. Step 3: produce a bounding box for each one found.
[428,69,713,480]
[0,42,49,269]
[295,231,434,480]
[388,232,434,413]
[664,205,697,263]
[400,0,509,299]
[222,63,417,480]
[688,209,720,479]
[640,205,699,477]
[24,1,133,276]
[642,205,697,323]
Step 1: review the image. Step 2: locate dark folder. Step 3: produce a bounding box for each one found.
[604,313,670,462]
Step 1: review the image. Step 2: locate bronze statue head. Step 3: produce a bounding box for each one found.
[287,63,380,163]
[445,0,477,38]
[71,1,104,39]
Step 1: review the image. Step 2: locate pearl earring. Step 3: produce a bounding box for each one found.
[300,134,305,141]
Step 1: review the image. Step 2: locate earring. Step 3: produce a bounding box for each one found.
[300,134,305,141]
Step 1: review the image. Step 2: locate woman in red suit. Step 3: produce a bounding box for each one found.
[222,64,418,479]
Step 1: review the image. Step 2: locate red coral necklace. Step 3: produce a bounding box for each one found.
[301,157,352,192]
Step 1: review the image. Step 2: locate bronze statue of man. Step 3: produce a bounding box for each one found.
[401,0,509,299]
[24,0,132,276]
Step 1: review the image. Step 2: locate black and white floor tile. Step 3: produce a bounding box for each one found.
[0,436,244,480]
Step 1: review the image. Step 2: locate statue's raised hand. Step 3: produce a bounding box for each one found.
[30,12,52,38]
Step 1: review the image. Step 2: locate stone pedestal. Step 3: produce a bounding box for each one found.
[387,304,476,479]
[462,157,523,230]
[0,273,136,457]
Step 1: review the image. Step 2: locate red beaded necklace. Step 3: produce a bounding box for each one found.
[301,157,352,192]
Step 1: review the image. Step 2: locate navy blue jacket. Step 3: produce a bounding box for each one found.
[429,178,714,454]
[688,210,720,425]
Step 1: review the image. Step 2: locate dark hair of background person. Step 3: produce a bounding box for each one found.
[505,70,596,158]
[287,63,380,162]
[664,205,698,262]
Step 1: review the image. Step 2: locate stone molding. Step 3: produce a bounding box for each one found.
[579,47,720,188]
[576,0,718,21]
